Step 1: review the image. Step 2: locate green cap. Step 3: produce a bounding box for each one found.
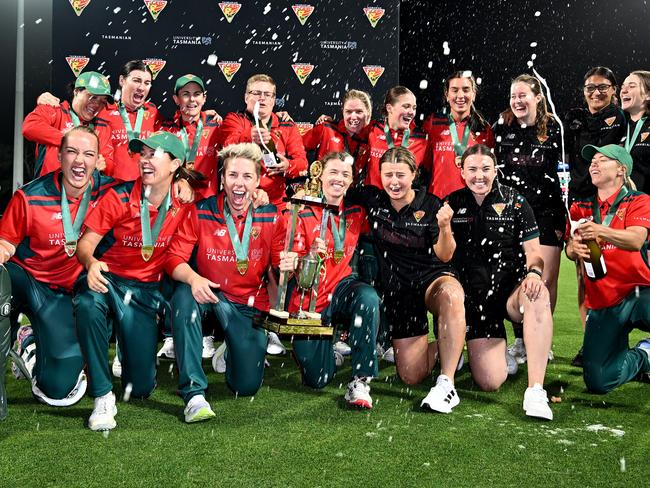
[174,74,205,94]
[581,144,633,176]
[75,71,114,103]
[128,131,186,162]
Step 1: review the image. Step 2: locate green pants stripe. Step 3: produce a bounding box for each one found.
[583,287,650,393]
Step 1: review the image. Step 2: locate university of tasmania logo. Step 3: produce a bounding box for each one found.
[69,0,91,16]
[65,56,90,77]
[143,58,166,79]
[144,0,167,21]
[292,63,314,84]
[292,4,314,25]
[363,65,385,86]
[363,7,385,27]
[218,61,242,82]
[219,2,242,23]
[295,122,314,136]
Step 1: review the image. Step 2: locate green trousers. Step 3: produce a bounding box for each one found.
[292,277,379,389]
[6,262,83,401]
[583,287,650,393]
[171,285,267,401]
[74,273,163,399]
[1,265,11,420]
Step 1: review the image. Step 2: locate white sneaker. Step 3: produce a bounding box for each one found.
[637,338,650,359]
[202,335,216,359]
[508,338,527,364]
[12,325,35,380]
[112,355,122,378]
[212,342,227,374]
[32,372,87,407]
[506,350,518,375]
[334,341,352,356]
[184,394,216,423]
[421,374,459,413]
[382,346,395,363]
[157,337,175,359]
[266,332,286,355]
[523,383,553,420]
[344,377,372,409]
[88,392,117,431]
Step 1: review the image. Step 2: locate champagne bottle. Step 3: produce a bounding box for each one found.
[583,238,607,279]
[258,119,278,168]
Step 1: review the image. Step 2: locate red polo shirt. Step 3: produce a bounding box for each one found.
[302,120,363,161]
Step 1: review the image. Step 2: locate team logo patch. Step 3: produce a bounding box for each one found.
[143,58,166,79]
[413,210,425,222]
[457,208,467,215]
[65,56,90,77]
[537,134,549,143]
[292,63,314,84]
[219,2,241,23]
[492,203,506,216]
[295,122,314,136]
[604,116,616,127]
[363,65,385,86]
[363,7,385,27]
[250,226,261,240]
[69,0,91,16]
[641,132,649,142]
[215,229,227,237]
[292,4,314,25]
[218,61,241,82]
[616,208,626,220]
[144,0,167,21]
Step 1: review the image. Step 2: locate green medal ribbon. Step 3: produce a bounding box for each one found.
[448,114,472,166]
[140,187,171,262]
[591,186,629,227]
[383,120,410,149]
[180,118,204,164]
[60,181,92,257]
[119,104,144,142]
[224,200,254,275]
[624,117,647,153]
[69,110,94,130]
[329,211,346,264]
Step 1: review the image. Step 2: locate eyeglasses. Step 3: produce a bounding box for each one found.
[584,84,612,94]
[247,90,275,99]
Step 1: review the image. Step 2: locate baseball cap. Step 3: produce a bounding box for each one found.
[174,74,205,94]
[128,131,186,162]
[581,144,633,176]
[75,71,114,103]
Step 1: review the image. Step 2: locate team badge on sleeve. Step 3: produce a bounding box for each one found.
[295,122,314,136]
[641,132,649,142]
[292,4,315,25]
[218,61,242,82]
[413,210,425,222]
[292,63,314,84]
[143,58,166,80]
[69,0,91,16]
[363,7,385,27]
[65,56,90,77]
[363,65,385,86]
[492,203,506,216]
[604,116,616,127]
[219,2,242,23]
[144,0,167,21]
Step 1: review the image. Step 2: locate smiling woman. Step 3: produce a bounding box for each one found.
[621,71,650,192]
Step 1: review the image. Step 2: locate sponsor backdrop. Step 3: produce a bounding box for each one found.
[54,0,399,133]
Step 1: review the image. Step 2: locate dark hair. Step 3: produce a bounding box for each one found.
[505,74,554,140]
[174,164,207,188]
[381,86,414,117]
[59,125,99,153]
[584,66,618,106]
[460,143,496,168]
[321,151,353,170]
[379,146,417,173]
[119,60,154,79]
[444,71,489,134]
[630,70,650,113]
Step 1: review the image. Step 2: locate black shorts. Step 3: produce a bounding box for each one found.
[535,210,567,248]
[464,279,520,341]
[381,269,458,340]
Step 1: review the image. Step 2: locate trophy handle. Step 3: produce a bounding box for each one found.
[308,208,330,313]
[274,201,300,311]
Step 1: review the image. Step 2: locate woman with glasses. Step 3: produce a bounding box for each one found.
[620,71,650,193]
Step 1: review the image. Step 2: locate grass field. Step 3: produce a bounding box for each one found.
[1,256,649,487]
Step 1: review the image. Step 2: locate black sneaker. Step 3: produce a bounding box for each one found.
[571,347,584,368]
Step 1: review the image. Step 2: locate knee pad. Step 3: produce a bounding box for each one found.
[32,371,87,407]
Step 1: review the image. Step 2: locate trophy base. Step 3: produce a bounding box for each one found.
[255,311,333,337]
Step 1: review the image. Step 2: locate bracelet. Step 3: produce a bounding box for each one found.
[526,267,543,278]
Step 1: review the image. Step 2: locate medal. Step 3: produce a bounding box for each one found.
[141,245,154,262]
[139,186,171,262]
[224,200,253,276]
[449,114,471,162]
[180,117,204,165]
[333,250,344,264]
[624,116,647,153]
[64,241,77,257]
[60,177,92,258]
[384,120,410,149]
[119,104,145,142]
[236,259,249,275]
[329,211,346,265]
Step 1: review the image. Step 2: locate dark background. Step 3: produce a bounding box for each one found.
[1,0,649,209]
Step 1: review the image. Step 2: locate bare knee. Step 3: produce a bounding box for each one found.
[472,370,507,392]
[397,365,428,386]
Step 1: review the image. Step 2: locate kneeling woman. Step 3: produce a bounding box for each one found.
[280,152,379,408]
[351,147,466,413]
[74,132,194,431]
[446,144,554,420]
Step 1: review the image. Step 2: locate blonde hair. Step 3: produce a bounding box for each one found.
[219,143,263,177]
[245,74,276,94]
[342,89,372,116]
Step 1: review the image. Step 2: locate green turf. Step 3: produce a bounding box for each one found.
[1,257,649,487]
